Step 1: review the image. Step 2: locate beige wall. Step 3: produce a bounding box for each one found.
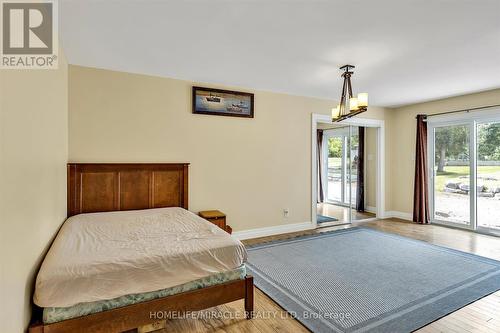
[0,51,68,332]
[390,88,500,214]
[68,66,390,231]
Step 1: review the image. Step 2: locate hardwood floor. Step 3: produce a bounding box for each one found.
[159,219,500,333]
[317,203,376,223]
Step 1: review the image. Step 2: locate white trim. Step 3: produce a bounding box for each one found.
[366,205,377,214]
[324,126,350,136]
[232,210,413,241]
[339,117,387,127]
[311,114,385,227]
[232,222,314,240]
[377,121,386,219]
[311,114,324,227]
[383,211,412,221]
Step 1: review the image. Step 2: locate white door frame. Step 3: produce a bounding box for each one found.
[311,113,385,228]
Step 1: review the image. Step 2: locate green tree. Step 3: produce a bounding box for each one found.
[328,138,342,158]
[478,123,500,161]
[435,126,469,172]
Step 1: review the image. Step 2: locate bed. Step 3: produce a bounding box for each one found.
[29,163,254,333]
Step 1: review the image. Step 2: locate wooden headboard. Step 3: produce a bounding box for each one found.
[67,163,189,217]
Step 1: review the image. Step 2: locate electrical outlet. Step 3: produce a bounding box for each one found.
[283,208,289,218]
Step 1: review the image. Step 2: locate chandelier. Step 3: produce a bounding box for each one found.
[331,65,368,122]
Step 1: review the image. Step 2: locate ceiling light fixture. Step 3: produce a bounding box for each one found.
[331,65,368,122]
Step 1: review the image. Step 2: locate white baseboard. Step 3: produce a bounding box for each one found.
[383,211,412,221]
[233,212,413,241]
[366,206,377,214]
[232,222,315,240]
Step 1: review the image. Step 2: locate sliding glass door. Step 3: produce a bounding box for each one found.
[320,126,358,225]
[429,112,500,235]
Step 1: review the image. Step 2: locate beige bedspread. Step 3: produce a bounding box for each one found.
[34,207,247,307]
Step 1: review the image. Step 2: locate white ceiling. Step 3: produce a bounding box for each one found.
[60,0,500,107]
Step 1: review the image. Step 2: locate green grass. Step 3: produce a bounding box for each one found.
[436,166,500,192]
[436,166,469,192]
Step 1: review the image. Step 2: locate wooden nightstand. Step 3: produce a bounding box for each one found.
[199,210,232,234]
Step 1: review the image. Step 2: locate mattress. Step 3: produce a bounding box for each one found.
[43,265,246,324]
[34,207,247,308]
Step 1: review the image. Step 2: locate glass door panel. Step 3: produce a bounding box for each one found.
[327,136,343,202]
[349,126,359,206]
[433,124,471,226]
[346,126,359,222]
[477,122,500,231]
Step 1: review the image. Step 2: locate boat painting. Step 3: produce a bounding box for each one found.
[193,86,254,118]
[206,93,221,103]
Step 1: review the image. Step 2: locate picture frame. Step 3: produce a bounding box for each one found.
[192,86,254,118]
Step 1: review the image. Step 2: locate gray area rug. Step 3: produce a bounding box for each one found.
[317,215,339,224]
[246,227,500,333]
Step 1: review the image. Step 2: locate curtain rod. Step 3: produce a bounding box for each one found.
[416,104,500,119]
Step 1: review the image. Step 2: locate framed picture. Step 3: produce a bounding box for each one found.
[192,86,254,118]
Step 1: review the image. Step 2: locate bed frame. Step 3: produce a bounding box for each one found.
[29,163,254,333]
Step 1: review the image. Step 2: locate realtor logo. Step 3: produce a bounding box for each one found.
[1,0,58,69]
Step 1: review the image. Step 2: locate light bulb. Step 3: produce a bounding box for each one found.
[358,93,368,107]
[331,105,340,119]
[349,97,359,111]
